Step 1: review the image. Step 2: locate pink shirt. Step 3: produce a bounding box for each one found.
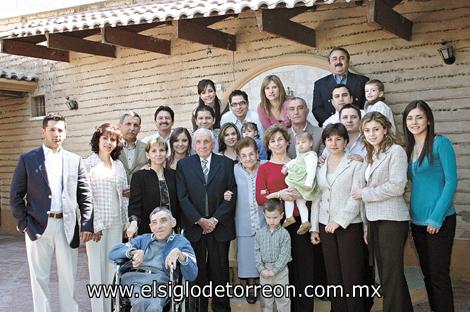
[257,100,291,131]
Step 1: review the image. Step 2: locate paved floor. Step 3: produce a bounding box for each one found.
[1,234,469,312]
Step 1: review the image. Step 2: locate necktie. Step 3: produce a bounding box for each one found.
[202,159,209,177]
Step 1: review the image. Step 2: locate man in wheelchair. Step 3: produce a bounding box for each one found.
[109,207,198,312]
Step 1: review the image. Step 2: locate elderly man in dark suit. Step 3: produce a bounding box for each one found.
[312,47,369,127]
[176,128,237,312]
[10,112,93,312]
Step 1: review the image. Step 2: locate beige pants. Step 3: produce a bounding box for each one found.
[25,218,79,312]
[86,223,122,312]
[259,266,290,312]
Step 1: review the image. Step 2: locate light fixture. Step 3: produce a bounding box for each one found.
[65,96,78,110]
[438,42,455,65]
[206,46,213,57]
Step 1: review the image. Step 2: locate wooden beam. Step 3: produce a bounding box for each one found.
[46,33,116,58]
[256,8,316,48]
[175,19,236,51]
[1,39,69,62]
[117,22,166,34]
[0,90,26,99]
[381,0,402,7]
[0,78,37,93]
[368,0,412,41]
[191,15,236,27]
[102,27,171,55]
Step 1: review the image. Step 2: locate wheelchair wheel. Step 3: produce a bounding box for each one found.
[111,268,131,312]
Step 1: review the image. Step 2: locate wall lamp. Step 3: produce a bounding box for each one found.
[438,42,455,65]
[65,96,78,110]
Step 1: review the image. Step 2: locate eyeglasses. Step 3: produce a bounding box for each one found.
[230,101,247,108]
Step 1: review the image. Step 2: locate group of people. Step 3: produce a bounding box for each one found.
[9,46,457,312]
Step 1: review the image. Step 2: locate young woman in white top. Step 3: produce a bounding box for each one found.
[84,123,129,312]
[352,112,412,312]
[311,123,366,311]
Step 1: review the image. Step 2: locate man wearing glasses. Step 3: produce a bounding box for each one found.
[220,89,264,137]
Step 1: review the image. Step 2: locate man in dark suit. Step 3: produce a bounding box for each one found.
[176,128,237,312]
[312,47,369,127]
[10,112,93,312]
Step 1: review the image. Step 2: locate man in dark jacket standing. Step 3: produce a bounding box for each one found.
[10,112,93,312]
[312,47,369,127]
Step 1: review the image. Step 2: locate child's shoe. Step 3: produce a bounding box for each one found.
[282,217,295,228]
[297,221,311,235]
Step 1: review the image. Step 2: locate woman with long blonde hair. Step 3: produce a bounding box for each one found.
[351,112,413,312]
[257,75,291,131]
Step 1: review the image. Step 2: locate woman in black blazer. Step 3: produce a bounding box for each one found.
[126,138,179,236]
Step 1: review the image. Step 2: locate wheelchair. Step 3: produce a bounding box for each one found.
[111,258,185,312]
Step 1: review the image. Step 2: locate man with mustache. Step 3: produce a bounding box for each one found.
[312,47,369,127]
[118,111,148,192]
[142,105,175,145]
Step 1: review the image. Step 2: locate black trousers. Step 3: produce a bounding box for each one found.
[411,214,456,312]
[320,223,365,312]
[189,234,231,312]
[369,220,413,312]
[286,216,327,312]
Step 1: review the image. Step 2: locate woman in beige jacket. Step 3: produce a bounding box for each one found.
[352,112,413,312]
[311,123,366,312]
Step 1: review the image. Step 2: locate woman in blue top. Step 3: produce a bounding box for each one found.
[403,100,457,312]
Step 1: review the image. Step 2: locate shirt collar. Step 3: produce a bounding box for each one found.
[200,153,212,164]
[42,144,62,157]
[333,71,349,84]
[123,140,137,150]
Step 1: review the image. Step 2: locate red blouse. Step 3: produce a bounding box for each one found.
[256,161,299,216]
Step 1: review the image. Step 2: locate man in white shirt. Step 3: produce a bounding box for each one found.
[287,97,322,159]
[10,112,93,312]
[220,89,264,137]
[118,111,148,186]
[142,105,174,144]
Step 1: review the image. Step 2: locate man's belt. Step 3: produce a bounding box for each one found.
[48,212,63,219]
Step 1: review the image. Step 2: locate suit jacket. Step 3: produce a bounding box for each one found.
[311,155,364,233]
[312,72,369,126]
[10,146,93,248]
[176,153,237,242]
[361,144,410,222]
[118,139,148,183]
[128,168,179,234]
[287,122,323,159]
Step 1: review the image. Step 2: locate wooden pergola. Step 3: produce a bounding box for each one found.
[0,0,412,63]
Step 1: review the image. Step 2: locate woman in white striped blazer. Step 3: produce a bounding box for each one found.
[352,112,413,312]
[84,123,129,312]
[310,123,366,312]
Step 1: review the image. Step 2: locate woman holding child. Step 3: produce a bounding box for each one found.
[351,112,413,312]
[255,124,315,312]
[311,123,366,312]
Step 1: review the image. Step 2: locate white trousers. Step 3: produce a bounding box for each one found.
[259,266,290,312]
[25,218,79,312]
[86,224,122,312]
